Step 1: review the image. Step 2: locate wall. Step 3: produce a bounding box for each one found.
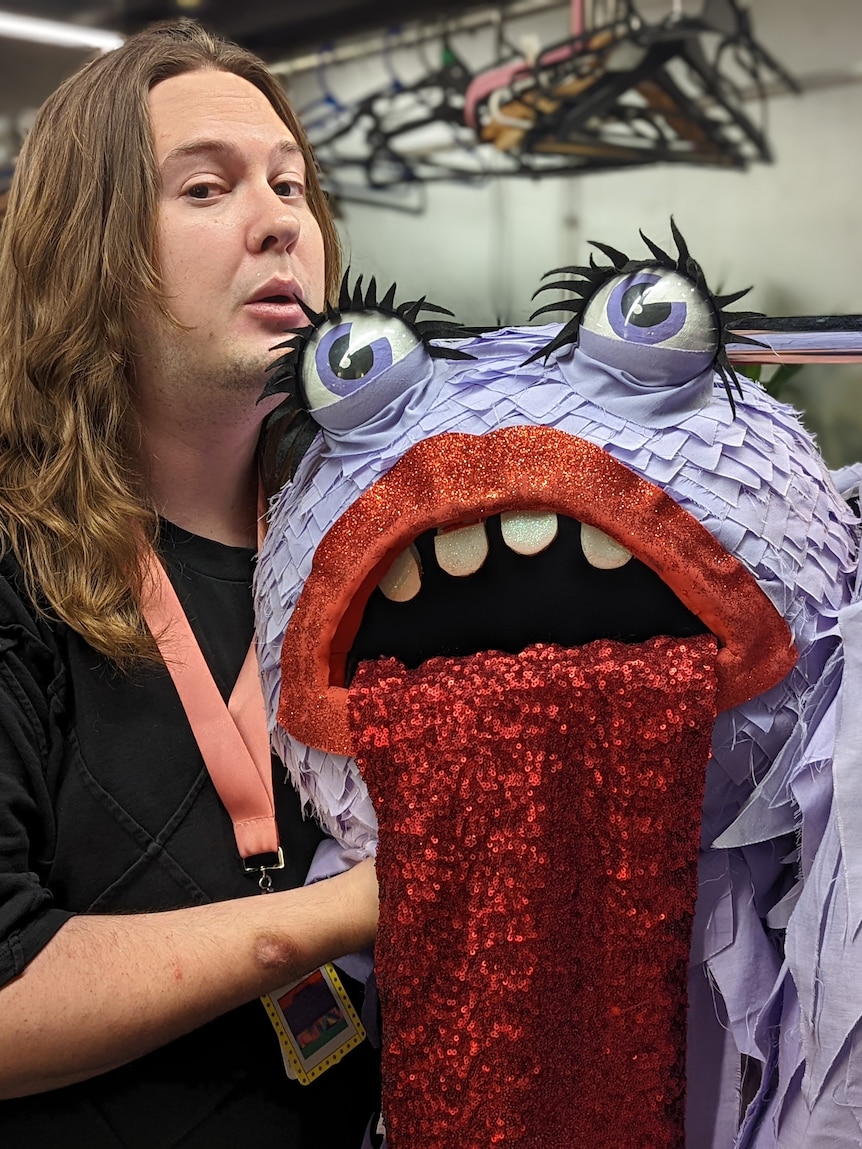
[286,0,862,465]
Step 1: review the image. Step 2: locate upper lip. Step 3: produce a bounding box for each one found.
[246,277,303,306]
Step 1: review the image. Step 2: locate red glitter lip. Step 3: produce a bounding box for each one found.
[277,424,797,756]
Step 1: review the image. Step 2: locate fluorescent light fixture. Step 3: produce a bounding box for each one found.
[0,10,124,51]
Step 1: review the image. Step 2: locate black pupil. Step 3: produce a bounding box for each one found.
[329,333,374,380]
[620,284,672,329]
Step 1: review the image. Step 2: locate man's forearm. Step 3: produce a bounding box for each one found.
[0,859,377,1098]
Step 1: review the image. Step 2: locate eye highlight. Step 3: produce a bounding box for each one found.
[303,314,423,412]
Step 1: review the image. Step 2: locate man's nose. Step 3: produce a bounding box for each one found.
[249,187,301,254]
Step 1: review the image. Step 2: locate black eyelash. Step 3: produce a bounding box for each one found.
[525,218,764,415]
[258,270,474,409]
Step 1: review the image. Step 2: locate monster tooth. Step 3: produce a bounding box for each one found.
[434,521,489,577]
[500,510,559,556]
[379,543,422,602]
[580,523,633,569]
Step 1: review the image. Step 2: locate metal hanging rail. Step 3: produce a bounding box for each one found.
[269,0,570,77]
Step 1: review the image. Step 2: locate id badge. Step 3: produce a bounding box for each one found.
[261,963,366,1085]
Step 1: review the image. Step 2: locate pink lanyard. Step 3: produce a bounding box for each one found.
[140,546,284,890]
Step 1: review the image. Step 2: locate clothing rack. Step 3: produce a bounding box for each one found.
[289,0,800,208]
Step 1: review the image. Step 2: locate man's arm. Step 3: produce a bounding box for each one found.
[0,857,376,1098]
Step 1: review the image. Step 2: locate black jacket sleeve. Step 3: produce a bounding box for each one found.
[0,562,73,986]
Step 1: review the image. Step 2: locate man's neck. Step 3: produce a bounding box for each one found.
[142,416,263,549]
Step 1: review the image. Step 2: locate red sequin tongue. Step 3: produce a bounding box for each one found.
[349,635,718,1149]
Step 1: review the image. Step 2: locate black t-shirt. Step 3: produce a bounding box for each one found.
[0,522,380,1148]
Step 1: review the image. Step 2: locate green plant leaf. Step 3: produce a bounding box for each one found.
[764,363,803,399]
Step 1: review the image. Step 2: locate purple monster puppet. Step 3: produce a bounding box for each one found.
[253,222,861,1148]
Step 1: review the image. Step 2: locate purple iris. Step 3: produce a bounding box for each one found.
[313,322,395,399]
[607,274,686,345]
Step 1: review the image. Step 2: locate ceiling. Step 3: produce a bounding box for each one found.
[0,0,504,107]
[6,0,510,57]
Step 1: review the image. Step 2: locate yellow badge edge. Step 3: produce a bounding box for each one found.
[261,962,367,1086]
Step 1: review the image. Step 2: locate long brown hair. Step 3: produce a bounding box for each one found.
[0,20,341,664]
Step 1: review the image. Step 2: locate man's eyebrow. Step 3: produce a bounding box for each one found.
[160,138,305,168]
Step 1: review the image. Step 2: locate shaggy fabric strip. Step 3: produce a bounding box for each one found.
[349,635,718,1149]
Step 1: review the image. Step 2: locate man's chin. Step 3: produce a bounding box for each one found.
[214,347,277,396]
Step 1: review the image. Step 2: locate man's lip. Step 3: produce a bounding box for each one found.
[276,426,798,757]
[244,299,307,326]
[246,278,303,306]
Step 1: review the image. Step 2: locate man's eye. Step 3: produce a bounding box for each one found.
[186,183,217,200]
[273,179,302,198]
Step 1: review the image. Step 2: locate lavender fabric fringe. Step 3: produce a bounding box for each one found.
[253,323,861,1147]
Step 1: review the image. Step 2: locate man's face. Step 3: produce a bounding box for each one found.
[133,68,326,412]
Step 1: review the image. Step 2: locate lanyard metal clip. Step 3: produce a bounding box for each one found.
[242,846,285,893]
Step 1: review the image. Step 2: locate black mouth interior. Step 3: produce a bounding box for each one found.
[347,513,708,685]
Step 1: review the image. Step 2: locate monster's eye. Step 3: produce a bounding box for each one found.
[302,313,424,413]
[583,268,717,349]
[578,267,719,384]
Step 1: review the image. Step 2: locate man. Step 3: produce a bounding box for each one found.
[0,20,380,1147]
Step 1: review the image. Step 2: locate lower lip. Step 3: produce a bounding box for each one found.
[244,300,308,330]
